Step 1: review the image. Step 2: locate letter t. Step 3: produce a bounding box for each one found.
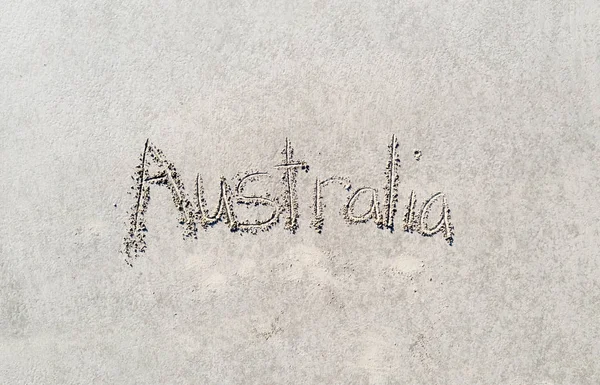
[274,138,309,233]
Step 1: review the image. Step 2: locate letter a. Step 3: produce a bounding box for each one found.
[123,140,197,264]
[418,192,454,245]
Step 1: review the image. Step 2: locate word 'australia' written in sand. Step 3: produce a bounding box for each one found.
[123,136,454,264]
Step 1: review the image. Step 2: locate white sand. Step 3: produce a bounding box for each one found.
[1,1,599,383]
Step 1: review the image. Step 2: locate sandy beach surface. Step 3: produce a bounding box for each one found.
[1,1,599,384]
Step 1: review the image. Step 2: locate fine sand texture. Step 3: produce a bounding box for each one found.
[1,1,599,384]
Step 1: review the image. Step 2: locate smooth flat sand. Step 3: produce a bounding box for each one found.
[1,1,599,384]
